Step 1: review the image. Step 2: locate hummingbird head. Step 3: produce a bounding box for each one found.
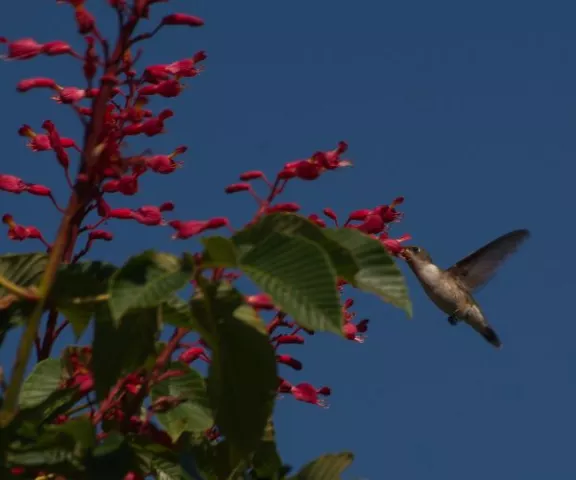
[400,246,433,265]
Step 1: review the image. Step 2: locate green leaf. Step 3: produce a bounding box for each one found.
[18,358,62,409]
[252,419,283,479]
[204,285,278,460]
[108,251,195,323]
[324,228,412,316]
[4,418,95,475]
[53,261,117,299]
[291,452,354,480]
[0,253,48,288]
[201,236,239,267]
[92,305,159,401]
[51,261,117,338]
[238,231,342,334]
[152,362,213,441]
[0,253,48,345]
[86,432,138,479]
[233,213,358,280]
[132,436,195,480]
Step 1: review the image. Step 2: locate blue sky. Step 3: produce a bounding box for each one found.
[1,1,575,478]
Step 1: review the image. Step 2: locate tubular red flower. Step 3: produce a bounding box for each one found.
[108,208,134,220]
[323,208,337,221]
[26,184,51,196]
[225,183,251,194]
[267,202,300,213]
[276,354,303,371]
[379,233,411,256]
[348,209,371,221]
[74,4,96,34]
[246,293,275,310]
[168,220,207,239]
[291,383,327,407]
[178,347,205,364]
[89,230,113,241]
[42,41,74,56]
[0,175,27,193]
[295,161,321,180]
[308,214,326,227]
[239,170,264,181]
[17,77,57,92]
[2,38,43,60]
[162,13,205,27]
[275,334,305,345]
[357,214,385,234]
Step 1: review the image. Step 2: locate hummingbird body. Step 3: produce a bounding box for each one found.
[401,229,530,349]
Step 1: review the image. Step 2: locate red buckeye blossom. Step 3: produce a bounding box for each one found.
[246,293,275,310]
[379,232,411,256]
[123,109,173,137]
[308,214,326,227]
[161,13,205,27]
[267,202,300,213]
[169,217,229,239]
[139,79,183,98]
[132,202,174,226]
[42,40,75,56]
[274,334,305,345]
[225,183,251,194]
[239,170,264,181]
[17,77,58,92]
[276,354,303,371]
[89,230,113,241]
[18,124,76,152]
[178,347,205,364]
[26,184,51,196]
[2,215,46,244]
[0,175,27,193]
[291,382,328,407]
[357,214,385,235]
[1,38,43,60]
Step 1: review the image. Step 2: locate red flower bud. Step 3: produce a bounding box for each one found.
[323,208,337,221]
[178,347,204,364]
[0,175,26,193]
[295,161,321,180]
[225,183,251,194]
[275,334,305,345]
[246,293,275,310]
[267,202,300,213]
[348,209,371,221]
[276,354,303,371]
[17,77,57,92]
[42,41,74,56]
[239,170,264,181]
[162,13,205,27]
[3,38,43,60]
[89,230,113,241]
[26,184,51,196]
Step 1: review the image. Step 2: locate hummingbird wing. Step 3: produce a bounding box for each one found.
[446,229,530,292]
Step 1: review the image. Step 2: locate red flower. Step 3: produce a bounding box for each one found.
[89,230,113,241]
[246,293,275,310]
[276,354,303,371]
[0,175,27,193]
[291,382,328,407]
[379,233,411,256]
[42,40,74,56]
[2,38,43,60]
[161,13,205,27]
[178,347,205,364]
[17,77,57,92]
[169,217,228,239]
[26,184,51,196]
[239,170,264,181]
[275,334,305,345]
[225,183,251,194]
[267,202,300,213]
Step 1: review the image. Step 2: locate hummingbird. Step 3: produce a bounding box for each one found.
[400,229,530,349]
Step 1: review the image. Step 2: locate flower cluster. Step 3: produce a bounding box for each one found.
[0,1,411,477]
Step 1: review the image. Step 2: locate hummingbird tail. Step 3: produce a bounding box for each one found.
[481,326,502,349]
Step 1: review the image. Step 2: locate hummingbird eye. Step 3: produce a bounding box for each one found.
[411,247,421,253]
